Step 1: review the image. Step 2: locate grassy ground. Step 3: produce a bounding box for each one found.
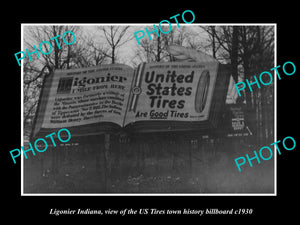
[23,138,274,194]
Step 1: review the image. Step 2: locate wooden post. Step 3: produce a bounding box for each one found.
[188,138,192,171]
[141,141,145,172]
[200,138,205,164]
[40,151,44,177]
[136,138,145,174]
[115,136,120,179]
[51,146,58,174]
[103,133,110,192]
[172,134,177,171]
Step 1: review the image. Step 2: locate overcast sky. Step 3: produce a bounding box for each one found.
[81,24,207,67]
[23,24,238,103]
[73,24,238,104]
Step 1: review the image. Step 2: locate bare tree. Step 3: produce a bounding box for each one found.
[24,26,82,72]
[23,25,88,129]
[135,26,190,63]
[99,26,134,64]
[201,25,275,143]
[73,36,109,67]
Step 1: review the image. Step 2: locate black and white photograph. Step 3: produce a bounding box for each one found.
[22,24,275,194]
[4,5,298,221]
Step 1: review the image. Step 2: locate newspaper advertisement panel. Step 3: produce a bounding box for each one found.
[41,64,133,129]
[125,61,219,125]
